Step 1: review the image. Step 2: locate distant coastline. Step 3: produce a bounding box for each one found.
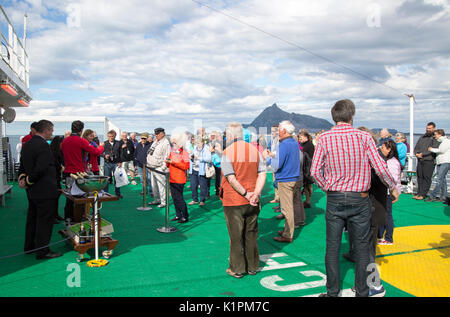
[6,132,426,165]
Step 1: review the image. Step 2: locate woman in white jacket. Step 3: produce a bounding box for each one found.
[426,129,450,202]
[378,140,402,245]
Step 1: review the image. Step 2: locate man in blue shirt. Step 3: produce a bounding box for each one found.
[263,121,304,243]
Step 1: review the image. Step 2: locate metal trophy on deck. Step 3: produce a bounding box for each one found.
[70,173,113,267]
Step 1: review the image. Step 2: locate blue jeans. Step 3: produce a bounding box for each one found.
[430,163,449,199]
[378,196,394,243]
[325,192,372,297]
[190,170,208,202]
[103,162,121,196]
[137,165,152,194]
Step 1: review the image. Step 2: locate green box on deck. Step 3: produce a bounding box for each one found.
[67,219,114,237]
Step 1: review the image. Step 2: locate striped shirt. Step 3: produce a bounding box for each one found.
[311,123,396,192]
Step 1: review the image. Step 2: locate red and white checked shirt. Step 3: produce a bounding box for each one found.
[311,123,396,192]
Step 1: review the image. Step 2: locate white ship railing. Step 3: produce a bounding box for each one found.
[402,154,450,195]
[0,6,29,89]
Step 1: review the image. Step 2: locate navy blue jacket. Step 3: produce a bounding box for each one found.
[135,141,152,167]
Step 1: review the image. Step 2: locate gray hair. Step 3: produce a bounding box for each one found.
[195,135,204,145]
[279,120,295,135]
[225,122,243,140]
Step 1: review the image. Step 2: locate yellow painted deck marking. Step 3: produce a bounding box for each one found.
[376,225,450,297]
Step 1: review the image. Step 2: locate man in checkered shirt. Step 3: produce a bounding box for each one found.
[311,99,400,297]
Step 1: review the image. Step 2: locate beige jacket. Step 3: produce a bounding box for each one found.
[146,137,171,172]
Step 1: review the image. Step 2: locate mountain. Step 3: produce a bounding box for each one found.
[243,103,334,133]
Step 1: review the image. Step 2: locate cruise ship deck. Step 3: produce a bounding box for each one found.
[0,172,448,299]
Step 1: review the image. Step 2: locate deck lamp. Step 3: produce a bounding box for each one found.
[18,99,29,107]
[1,84,18,97]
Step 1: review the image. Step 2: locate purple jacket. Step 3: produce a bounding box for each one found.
[387,157,402,194]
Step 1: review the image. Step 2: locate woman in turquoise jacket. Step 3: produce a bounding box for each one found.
[395,133,407,168]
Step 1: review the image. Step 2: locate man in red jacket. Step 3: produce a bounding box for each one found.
[21,122,38,145]
[61,120,104,221]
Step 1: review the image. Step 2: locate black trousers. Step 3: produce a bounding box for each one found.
[63,172,74,221]
[214,166,222,195]
[416,160,435,196]
[170,182,188,220]
[55,185,62,219]
[24,198,57,257]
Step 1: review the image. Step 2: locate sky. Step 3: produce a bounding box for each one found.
[3,0,450,135]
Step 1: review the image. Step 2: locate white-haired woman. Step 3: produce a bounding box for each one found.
[166,133,190,223]
[188,135,212,206]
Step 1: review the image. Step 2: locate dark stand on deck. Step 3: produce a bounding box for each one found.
[58,190,119,262]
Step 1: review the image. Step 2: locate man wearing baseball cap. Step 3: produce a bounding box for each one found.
[146,128,171,208]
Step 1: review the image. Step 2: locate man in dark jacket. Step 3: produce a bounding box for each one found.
[135,132,152,195]
[119,131,136,180]
[103,130,123,198]
[18,120,62,260]
[413,122,440,200]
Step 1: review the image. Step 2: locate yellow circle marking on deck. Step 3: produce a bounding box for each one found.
[375,225,450,297]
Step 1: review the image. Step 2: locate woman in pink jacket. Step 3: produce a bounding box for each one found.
[378,140,402,245]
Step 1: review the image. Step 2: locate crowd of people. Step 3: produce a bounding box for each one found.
[16,99,449,297]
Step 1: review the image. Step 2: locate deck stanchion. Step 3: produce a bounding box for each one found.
[87,191,108,267]
[137,166,152,211]
[156,169,177,233]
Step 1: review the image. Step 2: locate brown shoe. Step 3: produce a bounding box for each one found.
[226,268,243,278]
[276,214,285,220]
[278,230,284,236]
[274,236,292,243]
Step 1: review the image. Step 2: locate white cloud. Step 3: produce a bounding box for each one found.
[5,0,450,134]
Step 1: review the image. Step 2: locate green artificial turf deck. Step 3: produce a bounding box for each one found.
[0,173,448,297]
